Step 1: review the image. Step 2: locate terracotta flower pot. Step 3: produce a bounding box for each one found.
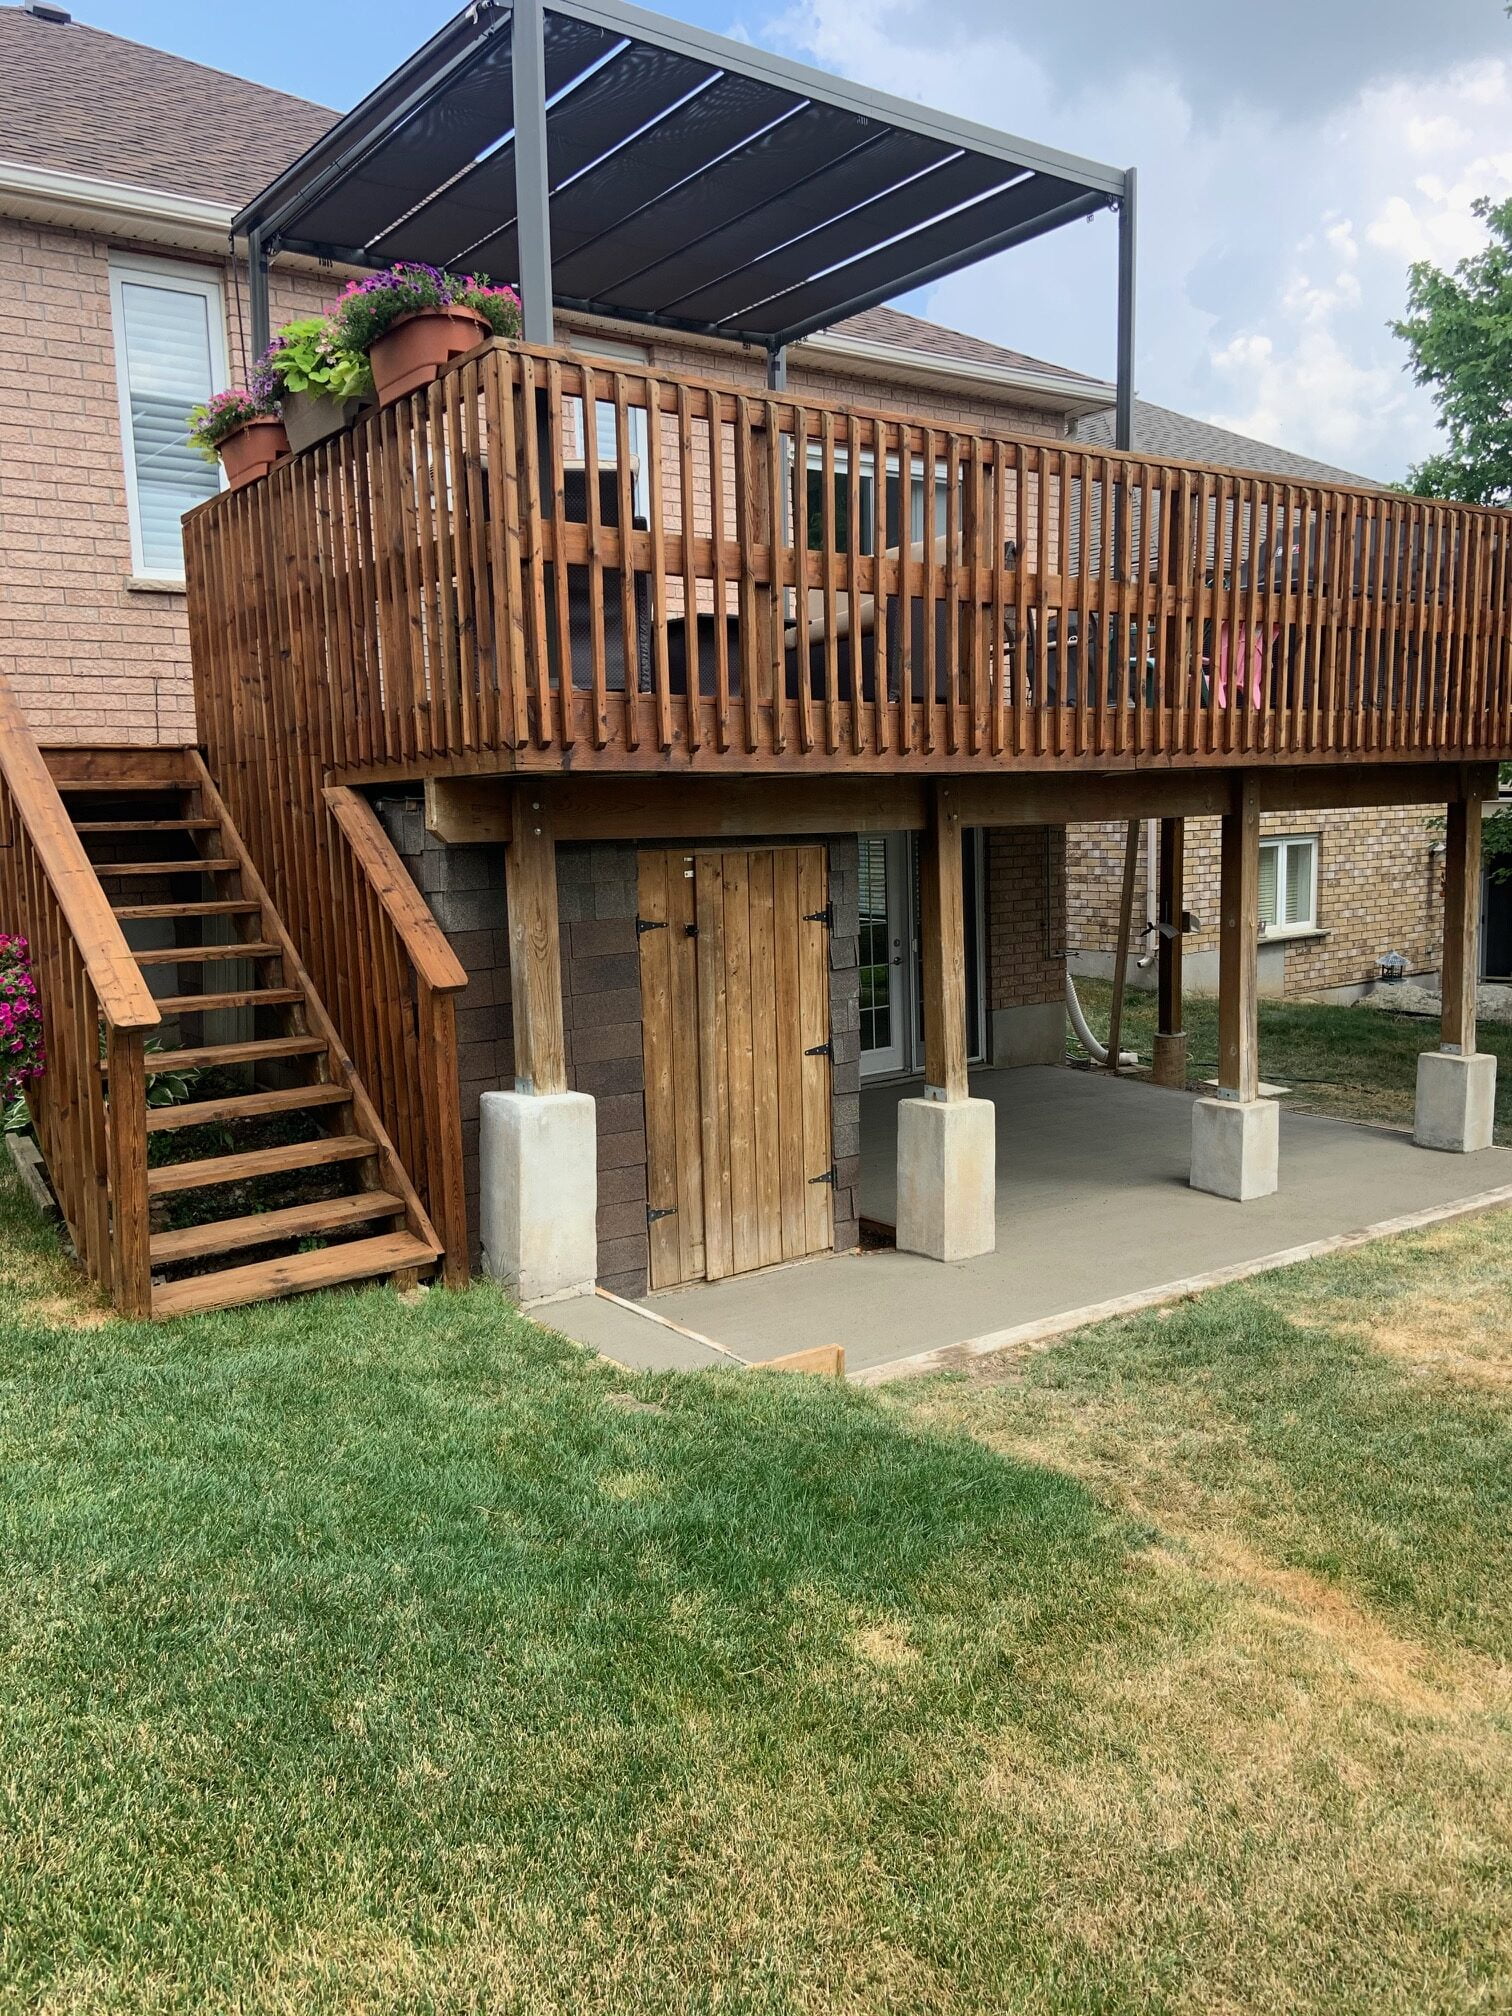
[217,415,290,490]
[368,307,491,407]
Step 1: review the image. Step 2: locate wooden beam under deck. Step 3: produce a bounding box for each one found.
[423,762,1500,847]
[918,783,969,1103]
[504,788,567,1097]
[1217,774,1263,1104]
[1440,788,1483,1058]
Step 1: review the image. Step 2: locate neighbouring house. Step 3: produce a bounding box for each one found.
[1,0,1507,1327]
[1067,400,1458,1000]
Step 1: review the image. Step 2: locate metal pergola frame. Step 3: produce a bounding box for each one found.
[238,0,1137,445]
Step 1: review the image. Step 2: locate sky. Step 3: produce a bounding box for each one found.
[74,0,1512,483]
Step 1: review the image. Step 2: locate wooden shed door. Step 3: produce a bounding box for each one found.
[638,847,833,1291]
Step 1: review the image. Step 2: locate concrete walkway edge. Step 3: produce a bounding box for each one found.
[850,1182,1512,1386]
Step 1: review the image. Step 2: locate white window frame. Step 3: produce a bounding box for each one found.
[1258,833,1319,938]
[109,253,229,583]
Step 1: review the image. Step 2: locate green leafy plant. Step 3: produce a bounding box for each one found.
[328,263,522,357]
[143,1041,199,1110]
[262,317,373,403]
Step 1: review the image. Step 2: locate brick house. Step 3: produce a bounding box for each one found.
[3,0,1502,1319]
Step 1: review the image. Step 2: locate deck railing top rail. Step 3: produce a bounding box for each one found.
[184,338,1512,780]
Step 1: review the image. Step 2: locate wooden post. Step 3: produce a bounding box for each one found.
[1106,818,1140,1075]
[919,781,968,1101]
[105,1025,151,1318]
[1440,786,1482,1056]
[1217,774,1262,1101]
[418,987,470,1287]
[1153,815,1187,1087]
[505,788,567,1095]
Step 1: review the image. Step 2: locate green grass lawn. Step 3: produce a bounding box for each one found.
[0,1164,1509,2014]
[1069,976,1512,1137]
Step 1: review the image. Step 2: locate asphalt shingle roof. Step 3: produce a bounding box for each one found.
[1078,397,1369,486]
[829,305,1111,392]
[0,4,337,208]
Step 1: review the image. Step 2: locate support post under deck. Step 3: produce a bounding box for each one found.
[1152,816,1187,1087]
[483,790,596,1300]
[897,784,995,1260]
[1416,782,1496,1151]
[1191,773,1277,1199]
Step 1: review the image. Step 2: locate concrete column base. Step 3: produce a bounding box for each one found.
[1414,1050,1496,1153]
[895,1096,996,1261]
[480,1090,597,1302]
[1152,1032,1188,1088]
[1190,1095,1279,1202]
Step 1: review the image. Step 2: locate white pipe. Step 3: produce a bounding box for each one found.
[1066,973,1138,1068]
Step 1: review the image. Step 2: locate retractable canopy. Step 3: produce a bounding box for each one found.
[236,0,1131,359]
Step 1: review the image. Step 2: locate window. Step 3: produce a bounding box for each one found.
[567,335,650,517]
[109,257,227,580]
[1259,835,1317,935]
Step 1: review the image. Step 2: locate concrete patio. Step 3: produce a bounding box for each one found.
[546,1065,1512,1379]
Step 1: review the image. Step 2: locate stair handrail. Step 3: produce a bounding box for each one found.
[323,785,469,1287]
[0,677,160,1033]
[0,672,159,1317]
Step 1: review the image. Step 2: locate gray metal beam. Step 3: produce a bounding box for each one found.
[547,0,1126,197]
[511,0,557,345]
[248,230,271,361]
[766,346,787,391]
[1115,166,1137,453]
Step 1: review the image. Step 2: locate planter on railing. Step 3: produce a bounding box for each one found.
[369,308,491,407]
[217,415,291,490]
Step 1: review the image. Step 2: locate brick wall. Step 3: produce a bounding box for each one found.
[985,826,1065,1012]
[0,213,329,744]
[1066,804,1445,995]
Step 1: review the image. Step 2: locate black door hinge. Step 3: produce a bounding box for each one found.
[647,1205,677,1224]
[809,1166,837,1187]
[804,902,834,929]
[635,916,667,936]
[805,1038,832,1058]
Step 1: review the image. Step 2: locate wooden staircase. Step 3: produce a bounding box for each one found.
[54,757,442,1317]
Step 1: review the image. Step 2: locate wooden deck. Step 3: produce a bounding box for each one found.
[184,339,1512,787]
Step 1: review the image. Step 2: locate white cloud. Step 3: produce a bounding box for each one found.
[761,2,1512,483]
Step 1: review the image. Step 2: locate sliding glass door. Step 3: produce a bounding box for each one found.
[858,831,986,1080]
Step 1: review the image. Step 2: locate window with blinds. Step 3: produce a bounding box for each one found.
[109,259,227,579]
[1259,835,1318,934]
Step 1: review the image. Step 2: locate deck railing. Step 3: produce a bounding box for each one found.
[185,338,1512,779]
[0,674,159,1315]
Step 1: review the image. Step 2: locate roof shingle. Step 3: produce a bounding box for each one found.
[1078,397,1370,485]
[0,4,337,208]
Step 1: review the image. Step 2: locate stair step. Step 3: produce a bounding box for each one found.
[92,858,238,877]
[154,987,303,1014]
[114,899,259,920]
[146,1083,351,1133]
[108,1033,325,1073]
[149,1190,406,1263]
[147,1133,375,1196]
[74,819,219,834]
[134,941,282,966]
[152,1232,435,1319]
[58,780,187,794]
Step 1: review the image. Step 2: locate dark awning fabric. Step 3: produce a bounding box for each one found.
[235,0,1127,350]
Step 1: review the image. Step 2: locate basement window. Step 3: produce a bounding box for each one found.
[109,255,227,580]
[1259,834,1318,937]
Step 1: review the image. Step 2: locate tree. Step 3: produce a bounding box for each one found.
[1393,195,1512,506]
